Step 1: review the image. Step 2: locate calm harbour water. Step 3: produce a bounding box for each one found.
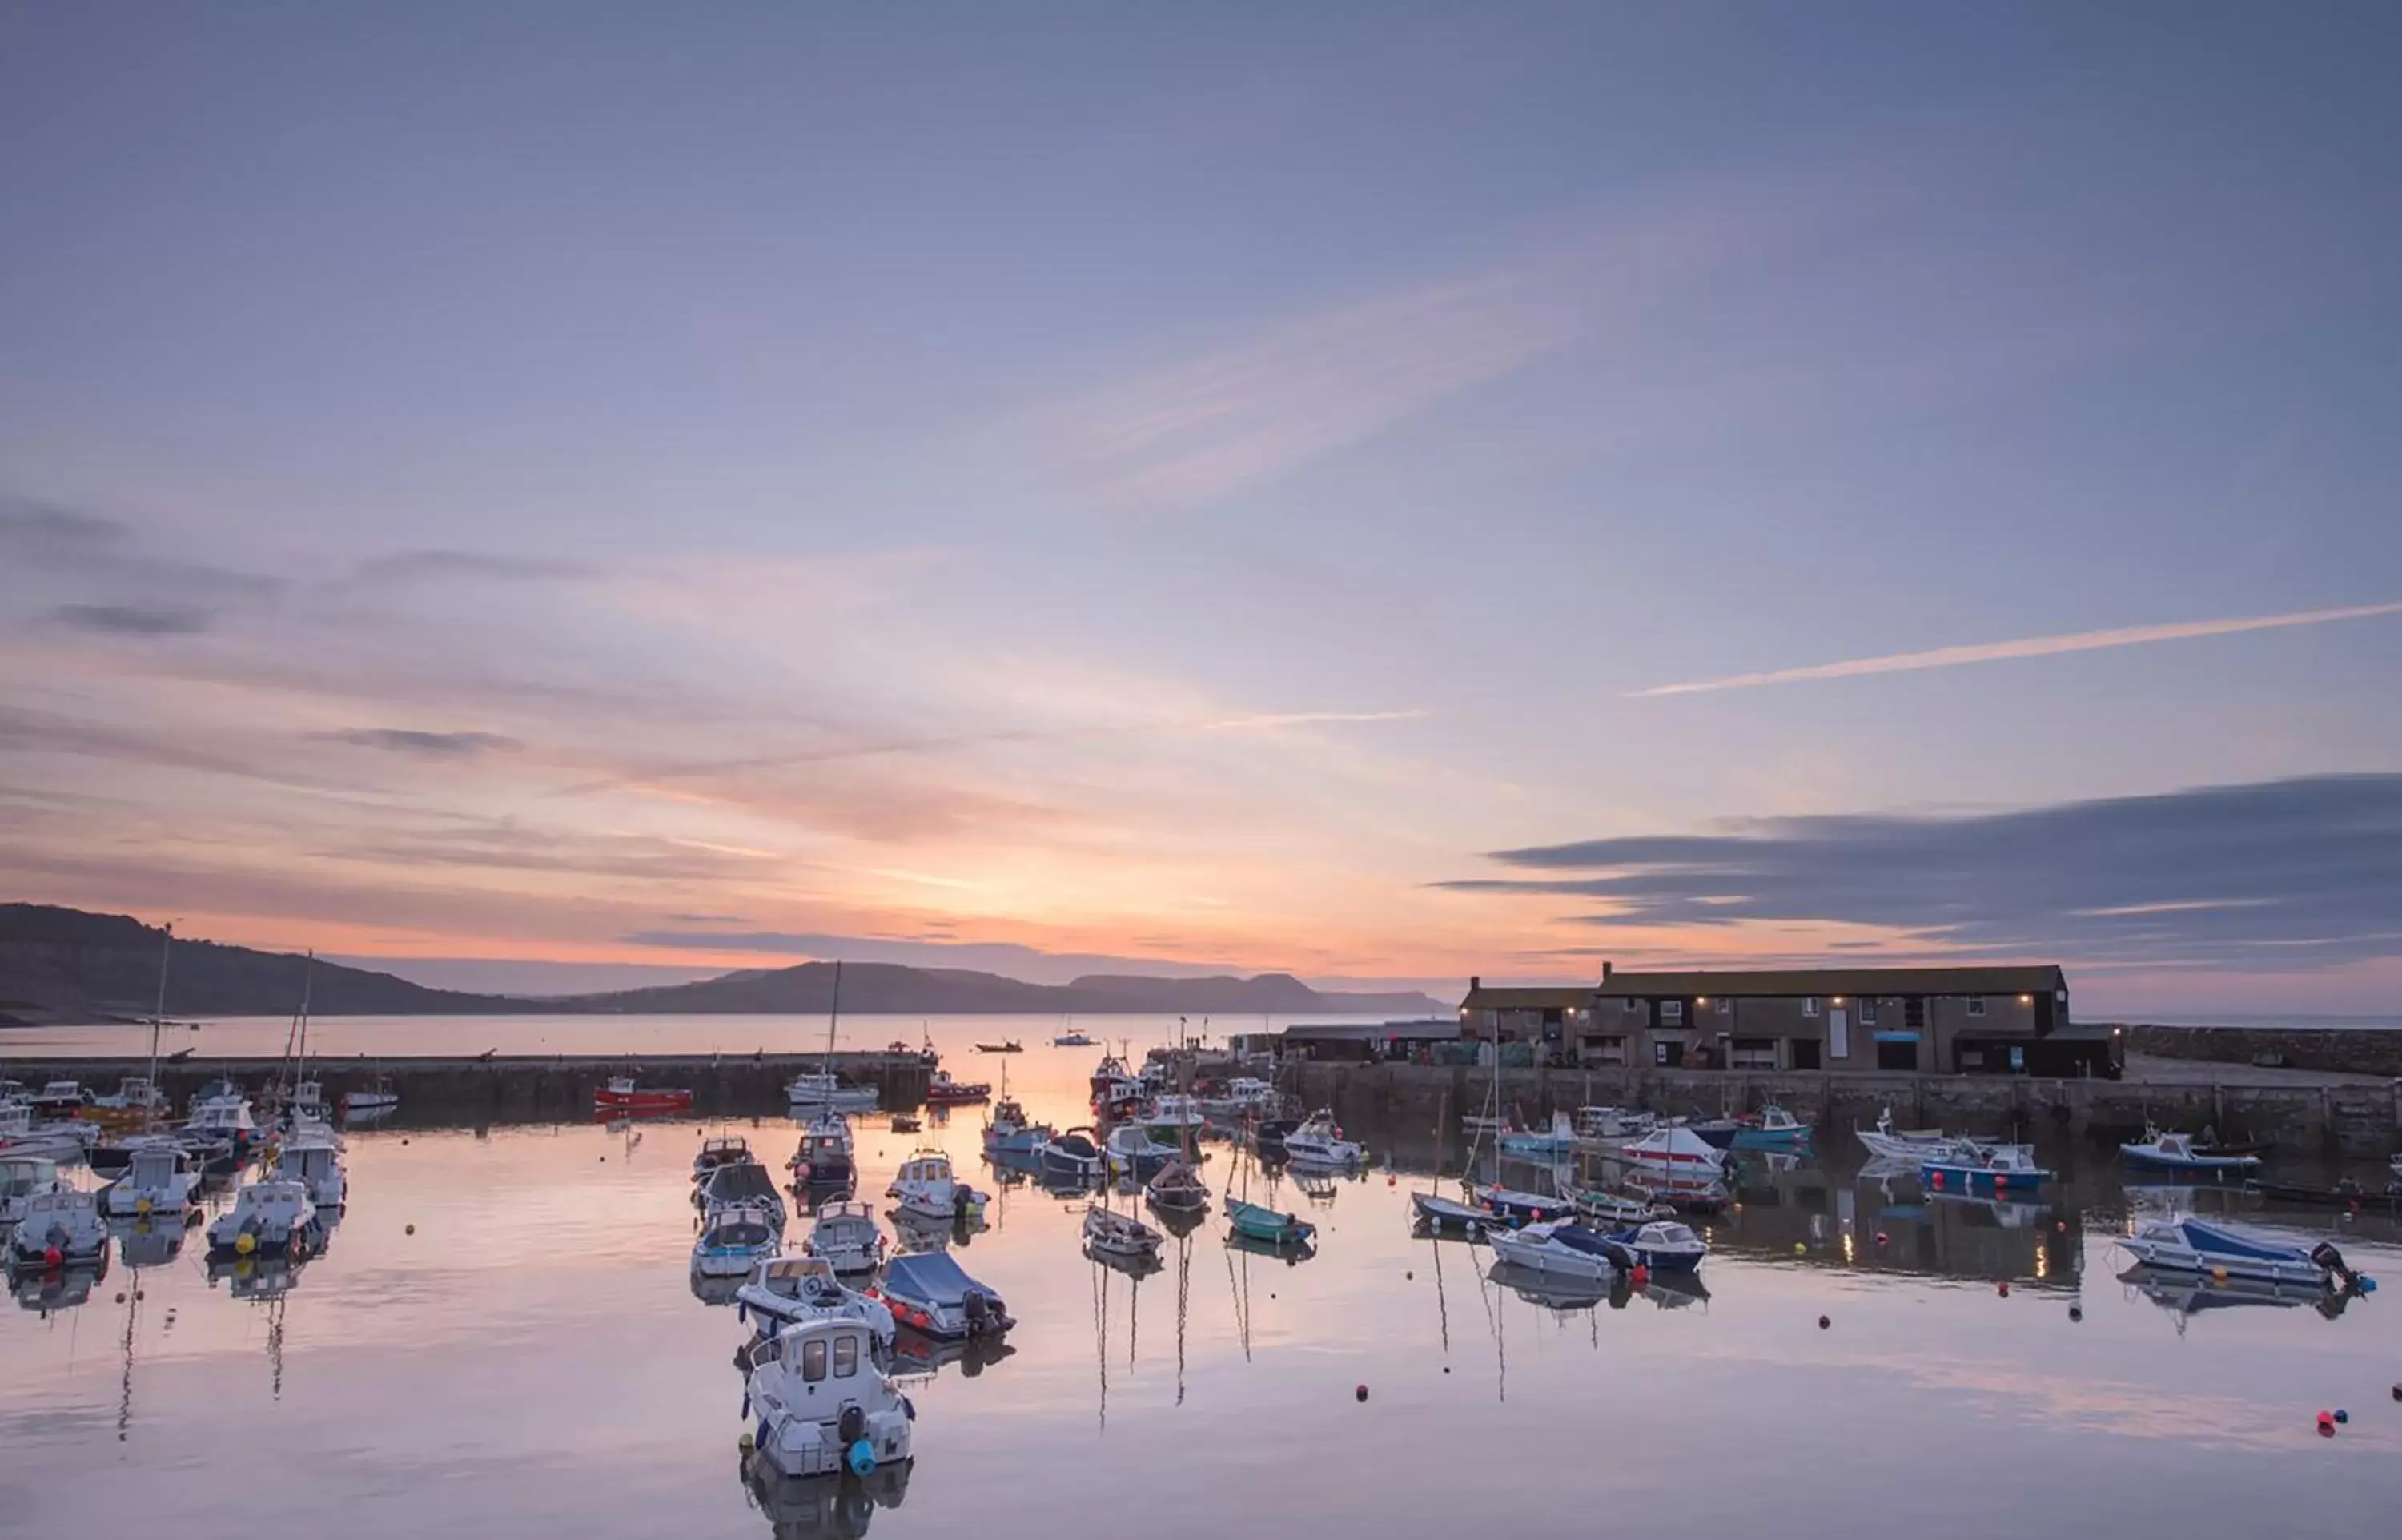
[4,1034,2398,1536]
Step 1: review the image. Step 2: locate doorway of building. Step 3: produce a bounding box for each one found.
[1876,1037,1918,1071]
[1792,1040,1822,1071]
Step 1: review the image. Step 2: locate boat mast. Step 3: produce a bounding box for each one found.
[143,921,173,1133]
[823,959,843,1077]
[293,952,315,1121]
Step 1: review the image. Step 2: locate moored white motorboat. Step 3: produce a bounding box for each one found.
[1083,1205,1164,1260]
[1280,1109,1363,1167]
[804,1201,886,1273]
[0,1101,95,1161]
[97,1138,200,1218]
[29,1081,91,1118]
[1854,1106,1970,1163]
[1496,1111,1579,1159]
[343,1079,400,1116]
[694,1201,786,1279]
[2119,1129,2261,1173]
[1729,1105,1813,1152]
[185,1092,263,1152]
[744,1317,915,1478]
[1053,1029,1095,1047]
[1486,1220,1629,1280]
[1603,1218,1709,1272]
[1574,1105,1657,1141]
[271,1124,348,1210]
[886,1151,988,1223]
[206,1179,319,1259]
[6,1185,109,1271]
[736,1253,894,1347]
[2115,1217,2350,1285]
[1138,1096,1208,1144]
[1103,1122,1179,1181]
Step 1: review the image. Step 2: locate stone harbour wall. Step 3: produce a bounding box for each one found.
[2120,1022,2402,1078]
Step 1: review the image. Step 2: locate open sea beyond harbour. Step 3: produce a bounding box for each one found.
[4,1029,2398,1535]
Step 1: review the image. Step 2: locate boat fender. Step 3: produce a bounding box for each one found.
[2334,1409,2349,1425]
[2068,1305,2083,1322]
[2362,1277,2378,1293]
[847,1438,875,1476]
[1817,1315,1830,1330]
[1998,1281,2010,1298]
[2316,1410,2335,1437]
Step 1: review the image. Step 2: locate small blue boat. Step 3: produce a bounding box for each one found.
[1470,1184,1574,1228]
[1602,1219,1708,1272]
[1727,1105,1814,1153]
[1921,1145,2052,1193]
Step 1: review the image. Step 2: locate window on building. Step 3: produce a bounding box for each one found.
[1653,1040,1685,1067]
[1715,997,1731,1016]
[1859,999,1878,1025]
[1661,1000,1684,1022]
[1623,998,1641,1014]
[1802,997,1821,1017]
[1729,1038,1778,1070]
[1966,996,1986,1017]
[833,1333,859,1378]
[1582,1034,1627,1066]
[801,1337,828,1382]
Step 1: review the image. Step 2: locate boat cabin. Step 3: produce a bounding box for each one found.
[895,1153,955,1185]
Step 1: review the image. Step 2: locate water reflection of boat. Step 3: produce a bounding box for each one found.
[1636,1268,1711,1309]
[691,1268,749,1306]
[108,1213,191,1269]
[741,1448,913,1538]
[208,1249,311,1300]
[1489,1259,1605,1312]
[15,1260,106,1312]
[887,1208,954,1255]
[1926,1189,2050,1228]
[2119,1264,2355,1321]
[888,1325,1016,1378]
[2244,1176,2402,1213]
[1225,1226,1315,1264]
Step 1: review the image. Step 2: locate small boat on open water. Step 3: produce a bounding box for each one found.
[694,1136,755,1181]
[2115,1216,2354,1286]
[1226,1197,1315,1248]
[6,1185,109,1271]
[923,1069,990,1105]
[1104,1122,1179,1181]
[887,1150,989,1223]
[1922,1145,2052,1193]
[736,1253,894,1348]
[982,1096,1051,1157]
[744,1317,915,1478]
[1083,1205,1164,1261]
[594,1077,692,1116]
[2119,1129,2261,1173]
[1729,1105,1813,1152]
[1603,1218,1709,1272]
[1036,1129,1104,1186]
[1144,1158,1211,1217]
[1280,1109,1363,1168]
[804,1201,886,1274]
[1470,1184,1575,1228]
[1487,1221,1628,1281]
[787,1113,856,1189]
[1854,1106,1971,1164]
[874,1250,1014,1341]
[97,1138,199,1218]
[206,1179,319,1260]
[700,1161,790,1231]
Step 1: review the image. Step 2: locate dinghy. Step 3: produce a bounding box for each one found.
[744,1317,915,1478]
[804,1201,886,1274]
[2115,1217,2352,1286]
[735,1254,894,1348]
[1569,1186,1673,1227]
[1036,1129,1104,1186]
[1411,1190,1490,1231]
[2119,1129,2261,1173]
[1083,1205,1164,1261]
[1486,1220,1629,1281]
[1226,1197,1315,1248]
[1470,1184,1575,1228]
[1729,1105,1813,1152]
[1143,1158,1211,1217]
[873,1250,1014,1341]
[594,1077,692,1116]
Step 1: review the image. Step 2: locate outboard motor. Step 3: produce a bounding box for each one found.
[962,1289,990,1335]
[2310,1241,2358,1293]
[837,1404,866,1447]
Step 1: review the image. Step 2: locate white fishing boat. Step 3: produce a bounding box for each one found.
[0,1101,94,1161]
[0,1155,62,1229]
[6,1185,109,1271]
[207,1179,319,1259]
[1486,1220,1628,1281]
[1921,1144,2053,1193]
[1053,1028,1095,1047]
[694,1201,786,1279]
[2119,1129,2262,1173]
[1617,1125,1727,1176]
[1280,1109,1363,1167]
[1103,1122,1179,1181]
[29,1081,91,1118]
[695,1136,755,1181]
[271,1123,348,1210]
[1574,1105,1657,1141]
[2115,1217,2350,1285]
[1143,1158,1211,1216]
[886,1150,989,1222]
[186,1093,262,1151]
[1496,1110,1579,1159]
[1854,1106,1972,1163]
[97,1139,200,1218]
[804,1200,886,1273]
[90,1077,170,1121]
[1083,1204,1164,1260]
[288,1078,330,1125]
[1568,1186,1673,1227]
[736,1253,894,1347]
[745,1316,915,1478]
[1202,1077,1280,1118]
[1603,1218,1709,1272]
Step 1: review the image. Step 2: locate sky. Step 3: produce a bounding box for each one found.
[2,4,2399,1012]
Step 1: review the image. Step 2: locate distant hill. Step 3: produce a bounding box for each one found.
[0,903,1444,1022]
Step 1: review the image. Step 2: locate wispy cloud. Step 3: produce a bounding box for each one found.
[1632,601,2402,698]
[312,728,523,756]
[1196,708,1428,732]
[46,603,215,636]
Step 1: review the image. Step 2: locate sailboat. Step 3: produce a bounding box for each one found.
[785,961,880,1111]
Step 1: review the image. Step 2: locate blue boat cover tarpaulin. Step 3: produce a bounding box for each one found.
[882,1251,986,1305]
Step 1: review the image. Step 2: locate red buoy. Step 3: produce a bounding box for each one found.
[1998,1281,2010,1298]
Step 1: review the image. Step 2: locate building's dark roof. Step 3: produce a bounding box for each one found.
[1594,965,2065,999]
[1460,985,1591,1012]
[1283,1019,1464,1043]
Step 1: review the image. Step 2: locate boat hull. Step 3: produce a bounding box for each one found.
[1226,1198,1314,1245]
[1920,1163,2050,1193]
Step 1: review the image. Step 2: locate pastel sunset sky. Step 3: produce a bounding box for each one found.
[4,6,2398,1011]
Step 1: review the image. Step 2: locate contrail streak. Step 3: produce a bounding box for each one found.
[1631,600,2402,699]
